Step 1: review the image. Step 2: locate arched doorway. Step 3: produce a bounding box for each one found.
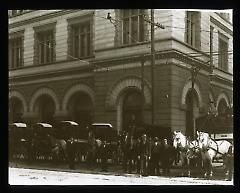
[122,90,143,131]
[68,92,93,127]
[217,99,228,116]
[185,90,199,138]
[34,95,56,124]
[9,98,23,123]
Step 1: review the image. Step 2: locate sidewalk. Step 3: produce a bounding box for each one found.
[9,160,229,181]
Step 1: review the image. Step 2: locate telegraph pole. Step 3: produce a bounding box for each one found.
[190,65,201,139]
[151,9,155,125]
[210,26,213,80]
[141,55,145,123]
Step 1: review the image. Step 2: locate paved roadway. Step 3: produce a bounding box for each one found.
[9,166,233,185]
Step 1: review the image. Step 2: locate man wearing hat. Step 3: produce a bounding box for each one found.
[139,133,150,176]
[161,138,171,176]
[150,137,161,176]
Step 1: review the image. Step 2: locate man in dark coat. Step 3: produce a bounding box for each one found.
[224,145,233,181]
[139,134,150,176]
[150,137,161,176]
[135,137,142,174]
[99,140,108,172]
[161,138,171,176]
[67,136,76,169]
[86,132,97,168]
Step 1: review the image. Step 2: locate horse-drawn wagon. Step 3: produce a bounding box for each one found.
[30,123,57,161]
[57,120,89,163]
[90,123,118,164]
[9,123,31,160]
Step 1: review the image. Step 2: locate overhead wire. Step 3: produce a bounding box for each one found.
[30,10,233,73]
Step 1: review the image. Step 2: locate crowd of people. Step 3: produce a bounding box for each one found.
[68,126,176,177]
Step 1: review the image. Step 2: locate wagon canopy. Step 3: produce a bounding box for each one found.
[57,120,89,140]
[9,123,27,128]
[9,122,29,140]
[91,123,117,141]
[60,121,79,126]
[33,122,53,136]
[196,114,233,134]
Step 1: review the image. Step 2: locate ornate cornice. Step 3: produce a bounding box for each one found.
[92,49,210,72]
[9,10,85,29]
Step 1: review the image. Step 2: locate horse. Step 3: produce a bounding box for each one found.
[30,133,67,163]
[172,131,202,177]
[46,134,68,163]
[197,131,233,179]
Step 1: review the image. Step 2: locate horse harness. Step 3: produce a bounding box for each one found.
[203,136,226,156]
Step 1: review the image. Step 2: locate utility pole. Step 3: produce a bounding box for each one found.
[210,26,213,81]
[209,26,215,138]
[151,9,155,125]
[190,67,195,139]
[141,55,145,123]
[190,65,201,139]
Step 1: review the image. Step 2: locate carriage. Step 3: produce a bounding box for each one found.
[57,121,90,162]
[90,123,118,163]
[30,123,56,161]
[9,123,31,160]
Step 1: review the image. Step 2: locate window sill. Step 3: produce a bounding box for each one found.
[116,41,150,49]
[67,55,95,61]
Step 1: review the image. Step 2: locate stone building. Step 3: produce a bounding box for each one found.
[9,9,233,136]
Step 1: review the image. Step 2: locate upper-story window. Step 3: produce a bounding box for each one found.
[9,33,24,69]
[122,9,146,45]
[68,15,93,59]
[34,24,56,65]
[9,10,26,17]
[218,32,229,72]
[185,11,201,49]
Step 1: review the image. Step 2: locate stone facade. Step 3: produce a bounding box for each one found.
[9,9,233,135]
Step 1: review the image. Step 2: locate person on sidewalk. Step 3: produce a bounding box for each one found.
[100,140,108,172]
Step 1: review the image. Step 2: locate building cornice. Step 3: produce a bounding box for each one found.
[8,10,84,29]
[95,37,209,58]
[92,49,210,72]
[9,70,93,87]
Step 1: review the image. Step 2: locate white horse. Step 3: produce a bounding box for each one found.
[173,131,201,177]
[196,131,233,178]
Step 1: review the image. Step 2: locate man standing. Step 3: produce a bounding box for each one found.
[140,134,150,176]
[67,136,76,170]
[161,138,171,176]
[100,140,108,172]
[150,137,161,176]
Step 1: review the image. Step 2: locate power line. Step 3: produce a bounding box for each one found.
[94,13,232,49]
[95,12,232,36]
[35,37,233,71]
